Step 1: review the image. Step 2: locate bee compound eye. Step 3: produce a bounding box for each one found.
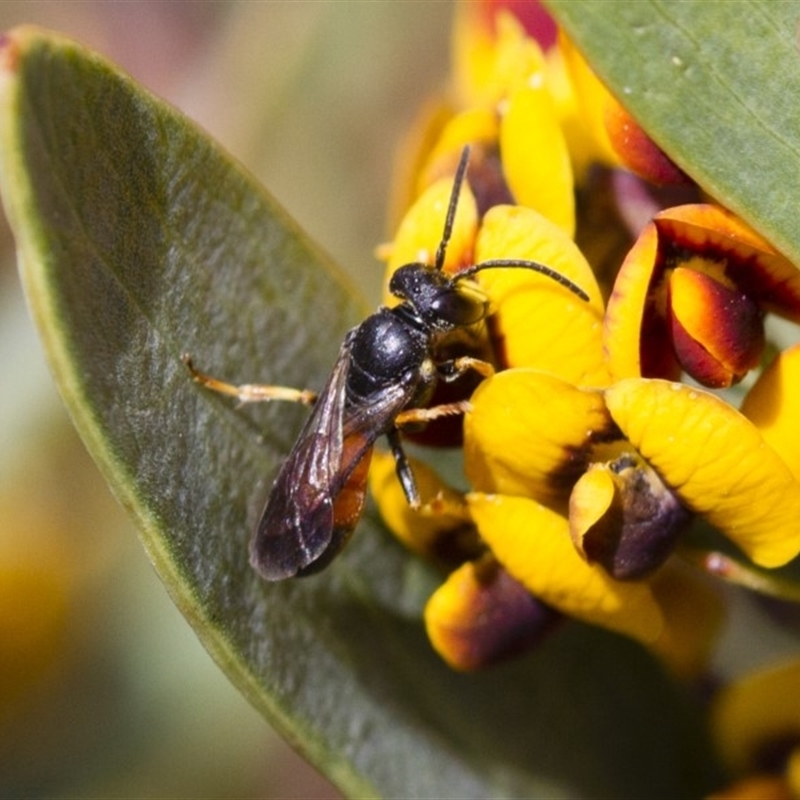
[431,283,488,327]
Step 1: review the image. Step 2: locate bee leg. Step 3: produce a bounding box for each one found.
[182,354,317,406]
[437,356,495,381]
[392,400,471,512]
[386,427,421,509]
[395,400,472,429]
[385,427,473,520]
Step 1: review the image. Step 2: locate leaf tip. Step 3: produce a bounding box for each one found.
[0,25,51,76]
[0,30,22,75]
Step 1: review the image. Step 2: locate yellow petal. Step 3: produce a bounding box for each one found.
[711,659,800,772]
[386,97,455,234]
[741,344,800,483]
[569,464,616,556]
[488,284,608,385]
[474,204,608,385]
[466,493,664,642]
[605,378,800,568]
[499,84,575,236]
[417,107,500,193]
[476,204,602,307]
[543,42,596,181]
[464,369,614,505]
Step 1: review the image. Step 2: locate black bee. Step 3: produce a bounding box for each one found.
[185,146,589,580]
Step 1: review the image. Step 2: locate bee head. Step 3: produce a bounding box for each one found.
[389,263,489,332]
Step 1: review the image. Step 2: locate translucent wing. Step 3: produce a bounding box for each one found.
[250,336,417,580]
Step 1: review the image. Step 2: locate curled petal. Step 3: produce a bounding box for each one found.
[741,343,800,483]
[604,220,678,381]
[570,455,690,580]
[668,267,764,388]
[368,450,480,567]
[464,369,616,505]
[466,493,664,642]
[605,204,800,384]
[499,83,575,235]
[475,205,608,385]
[424,556,562,671]
[569,463,615,549]
[711,659,800,773]
[655,205,800,322]
[605,378,800,568]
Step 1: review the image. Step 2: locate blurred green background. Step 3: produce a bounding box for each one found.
[0,2,452,796]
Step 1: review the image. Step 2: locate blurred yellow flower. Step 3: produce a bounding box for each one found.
[393,1,641,239]
[710,659,800,798]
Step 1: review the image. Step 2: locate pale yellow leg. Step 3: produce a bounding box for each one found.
[395,400,472,428]
[182,354,317,406]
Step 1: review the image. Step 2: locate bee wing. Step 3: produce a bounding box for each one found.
[250,339,416,580]
[249,342,350,580]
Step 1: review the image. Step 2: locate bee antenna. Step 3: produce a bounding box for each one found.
[456,259,591,302]
[434,145,471,272]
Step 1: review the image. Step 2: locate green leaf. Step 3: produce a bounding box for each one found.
[548,0,800,267]
[0,26,717,798]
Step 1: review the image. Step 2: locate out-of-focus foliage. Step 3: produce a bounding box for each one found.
[0,3,451,796]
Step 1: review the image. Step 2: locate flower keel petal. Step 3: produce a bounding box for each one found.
[467,493,664,643]
[464,369,615,505]
[424,556,562,671]
[605,379,800,568]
